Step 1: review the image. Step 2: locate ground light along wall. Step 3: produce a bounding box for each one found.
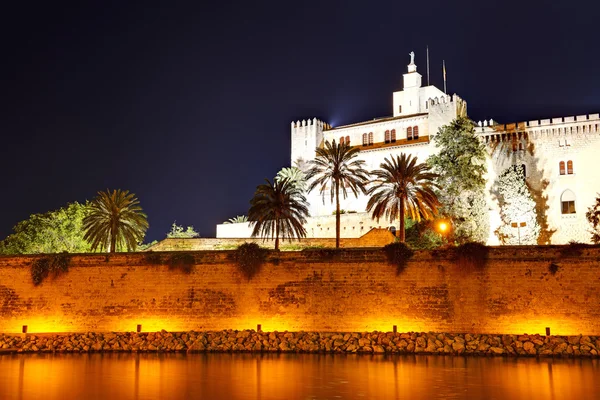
[0,246,599,335]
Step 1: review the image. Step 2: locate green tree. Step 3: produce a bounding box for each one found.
[305,140,369,248]
[367,154,440,242]
[223,215,249,224]
[275,166,307,192]
[83,189,149,252]
[0,202,92,254]
[585,194,600,244]
[427,117,489,243]
[494,165,540,245]
[248,178,309,251]
[166,222,199,238]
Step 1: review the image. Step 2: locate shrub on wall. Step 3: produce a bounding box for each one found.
[559,241,593,258]
[382,242,414,275]
[229,243,267,280]
[453,242,489,272]
[167,253,195,274]
[143,251,163,265]
[31,253,71,286]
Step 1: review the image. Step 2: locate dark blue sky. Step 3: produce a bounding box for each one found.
[1,0,599,242]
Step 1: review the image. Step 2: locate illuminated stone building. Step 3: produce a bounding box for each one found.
[218,52,600,244]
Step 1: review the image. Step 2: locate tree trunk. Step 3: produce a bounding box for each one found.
[275,218,280,251]
[335,180,341,248]
[110,221,117,253]
[398,197,406,242]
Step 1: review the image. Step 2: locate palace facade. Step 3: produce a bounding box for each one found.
[218,53,600,244]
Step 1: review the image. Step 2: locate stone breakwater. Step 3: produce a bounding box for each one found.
[1,331,600,357]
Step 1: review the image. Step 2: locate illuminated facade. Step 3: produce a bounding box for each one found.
[217,52,600,244]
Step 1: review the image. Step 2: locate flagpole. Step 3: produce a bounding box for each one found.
[426,46,430,86]
[443,60,447,94]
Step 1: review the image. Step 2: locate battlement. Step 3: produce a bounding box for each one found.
[291,118,331,131]
[476,113,600,144]
[426,93,467,115]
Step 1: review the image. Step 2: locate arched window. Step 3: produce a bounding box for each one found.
[559,161,566,175]
[339,136,344,145]
[362,133,368,146]
[567,160,573,174]
[407,126,413,140]
[413,126,419,139]
[368,132,373,145]
[385,130,390,143]
[345,136,350,145]
[561,190,576,214]
[518,143,523,151]
[391,129,396,142]
[512,142,517,152]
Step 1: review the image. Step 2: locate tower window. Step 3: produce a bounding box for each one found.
[345,135,350,145]
[413,126,419,139]
[339,136,344,145]
[362,133,368,146]
[368,132,373,145]
[559,161,566,175]
[385,130,390,143]
[407,126,413,140]
[561,190,576,214]
[391,129,396,142]
[398,105,402,114]
[567,160,573,174]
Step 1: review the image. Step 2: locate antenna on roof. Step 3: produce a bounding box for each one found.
[426,45,430,86]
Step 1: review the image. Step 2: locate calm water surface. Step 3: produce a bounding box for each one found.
[1,353,599,400]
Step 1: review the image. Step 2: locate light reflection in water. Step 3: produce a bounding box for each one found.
[0,353,599,400]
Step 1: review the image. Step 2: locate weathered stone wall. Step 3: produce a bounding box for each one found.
[2,331,598,357]
[1,246,599,335]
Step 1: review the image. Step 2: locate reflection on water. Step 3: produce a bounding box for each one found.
[0,353,599,400]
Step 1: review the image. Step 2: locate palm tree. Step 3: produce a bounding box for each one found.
[367,154,440,242]
[305,140,369,248]
[224,215,249,224]
[275,166,307,192]
[248,178,309,250]
[83,189,149,252]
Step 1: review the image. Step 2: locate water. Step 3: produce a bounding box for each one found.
[1,353,599,400]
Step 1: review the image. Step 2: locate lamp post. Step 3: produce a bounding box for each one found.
[437,220,451,243]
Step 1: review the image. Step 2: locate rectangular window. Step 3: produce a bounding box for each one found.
[398,105,402,114]
[561,201,576,214]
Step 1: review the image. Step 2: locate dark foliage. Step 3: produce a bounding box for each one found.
[559,241,593,258]
[167,253,195,274]
[31,252,71,286]
[230,243,267,280]
[453,242,489,271]
[382,242,415,275]
[143,251,163,265]
[548,263,560,275]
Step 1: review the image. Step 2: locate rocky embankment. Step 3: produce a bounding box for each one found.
[1,331,599,357]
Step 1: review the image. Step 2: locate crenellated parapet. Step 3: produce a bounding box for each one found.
[477,113,600,144]
[290,117,329,167]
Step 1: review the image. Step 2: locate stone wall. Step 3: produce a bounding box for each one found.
[1,246,599,335]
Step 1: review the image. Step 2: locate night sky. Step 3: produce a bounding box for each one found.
[1,1,599,242]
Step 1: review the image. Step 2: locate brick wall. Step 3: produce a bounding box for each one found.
[1,246,599,335]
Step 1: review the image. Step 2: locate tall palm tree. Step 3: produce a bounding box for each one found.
[83,189,149,253]
[367,154,440,242]
[248,178,309,250]
[305,140,369,248]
